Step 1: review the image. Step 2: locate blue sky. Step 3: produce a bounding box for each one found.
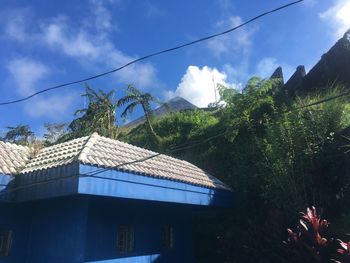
[0,0,349,136]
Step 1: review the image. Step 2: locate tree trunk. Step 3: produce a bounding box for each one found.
[142,104,158,139]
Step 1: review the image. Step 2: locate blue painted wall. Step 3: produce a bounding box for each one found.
[12,164,233,208]
[0,196,88,263]
[0,195,200,263]
[14,163,80,202]
[0,174,15,202]
[79,165,232,207]
[84,196,193,263]
[24,196,88,263]
[0,203,30,263]
[0,165,233,263]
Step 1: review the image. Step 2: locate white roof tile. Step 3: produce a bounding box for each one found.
[2,133,230,190]
[0,141,30,175]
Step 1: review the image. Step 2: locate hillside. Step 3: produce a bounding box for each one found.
[124,96,197,129]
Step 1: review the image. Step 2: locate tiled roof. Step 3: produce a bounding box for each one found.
[0,141,30,175]
[21,136,89,173]
[3,133,230,190]
[78,134,229,190]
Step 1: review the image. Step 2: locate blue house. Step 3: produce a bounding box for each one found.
[0,133,232,263]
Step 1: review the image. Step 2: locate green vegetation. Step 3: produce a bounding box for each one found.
[2,78,350,262]
[117,84,160,141]
[121,109,219,154]
[119,78,350,262]
[1,124,34,145]
[59,84,119,142]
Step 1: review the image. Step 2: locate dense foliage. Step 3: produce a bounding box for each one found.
[3,77,350,262]
[58,85,119,142]
[0,124,34,145]
[119,78,350,262]
[117,84,160,140]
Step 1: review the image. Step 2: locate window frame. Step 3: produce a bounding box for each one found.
[117,225,134,254]
[0,230,12,257]
[162,225,174,249]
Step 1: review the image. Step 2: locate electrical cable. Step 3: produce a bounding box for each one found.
[0,84,348,197]
[294,90,350,110]
[0,129,230,196]
[2,87,350,196]
[0,0,304,106]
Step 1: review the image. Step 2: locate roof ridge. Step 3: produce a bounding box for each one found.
[78,132,101,163]
[10,133,230,190]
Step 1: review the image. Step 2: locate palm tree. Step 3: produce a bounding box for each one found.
[43,123,67,146]
[117,85,158,138]
[3,124,34,145]
[68,84,118,139]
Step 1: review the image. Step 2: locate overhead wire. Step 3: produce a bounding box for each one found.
[294,90,350,110]
[0,0,309,191]
[1,87,349,197]
[0,0,304,106]
[2,82,350,196]
[4,0,346,195]
[0,128,231,196]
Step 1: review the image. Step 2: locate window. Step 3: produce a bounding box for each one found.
[117,226,134,253]
[0,230,12,257]
[162,225,174,249]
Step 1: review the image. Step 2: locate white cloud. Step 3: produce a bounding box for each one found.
[41,20,102,59]
[7,57,49,96]
[222,63,247,88]
[319,0,350,39]
[207,16,257,57]
[2,2,159,120]
[3,2,159,89]
[166,58,294,108]
[89,0,114,31]
[167,65,238,107]
[6,57,75,119]
[3,9,29,41]
[255,57,294,81]
[41,12,158,88]
[25,94,75,119]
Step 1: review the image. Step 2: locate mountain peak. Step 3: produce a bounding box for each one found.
[124,96,197,128]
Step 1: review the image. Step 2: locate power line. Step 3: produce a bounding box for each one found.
[295,90,350,110]
[0,129,229,196]
[4,87,350,195]
[1,88,350,196]
[0,0,304,106]
[166,88,350,151]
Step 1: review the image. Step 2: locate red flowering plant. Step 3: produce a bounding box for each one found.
[285,207,350,263]
[285,207,333,262]
[332,239,350,263]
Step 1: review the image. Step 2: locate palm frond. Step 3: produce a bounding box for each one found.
[141,93,155,102]
[84,84,100,100]
[121,101,139,119]
[126,84,141,96]
[117,95,137,107]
